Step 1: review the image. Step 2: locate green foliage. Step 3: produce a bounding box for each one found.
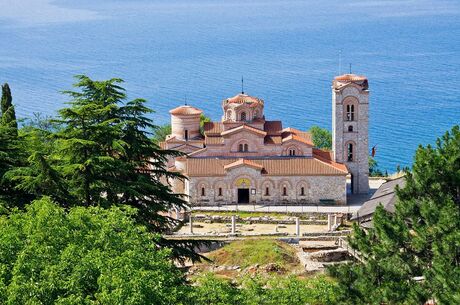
[1,83,18,132]
[200,113,211,135]
[188,274,339,305]
[309,125,332,150]
[205,239,298,269]
[0,197,186,305]
[153,124,172,143]
[369,156,385,177]
[1,75,197,260]
[330,125,460,305]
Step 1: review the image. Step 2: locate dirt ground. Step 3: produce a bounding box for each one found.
[177,221,327,235]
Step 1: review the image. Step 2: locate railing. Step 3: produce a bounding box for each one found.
[337,237,364,262]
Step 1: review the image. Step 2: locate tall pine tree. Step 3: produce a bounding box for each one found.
[330,125,460,305]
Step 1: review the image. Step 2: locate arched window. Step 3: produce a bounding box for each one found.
[244,143,249,152]
[346,104,355,121]
[289,149,296,156]
[348,125,353,132]
[201,187,205,196]
[265,187,270,196]
[240,112,247,121]
[184,130,188,140]
[347,143,354,162]
[238,144,244,152]
[300,187,305,196]
[282,186,287,196]
[218,187,223,196]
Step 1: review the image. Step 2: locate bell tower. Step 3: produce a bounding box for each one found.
[332,74,369,194]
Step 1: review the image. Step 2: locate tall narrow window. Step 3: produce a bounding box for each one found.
[238,144,244,152]
[265,187,270,196]
[244,144,249,152]
[184,130,189,140]
[240,112,246,121]
[301,187,305,196]
[218,188,223,196]
[346,104,355,121]
[348,125,353,132]
[283,187,287,196]
[201,187,205,196]
[347,143,354,162]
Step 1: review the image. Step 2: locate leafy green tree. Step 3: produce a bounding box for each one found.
[330,125,460,305]
[153,123,172,143]
[369,156,385,177]
[309,125,332,150]
[1,83,18,134]
[0,197,186,304]
[200,113,211,135]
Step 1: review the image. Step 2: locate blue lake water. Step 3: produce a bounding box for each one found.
[1,0,459,171]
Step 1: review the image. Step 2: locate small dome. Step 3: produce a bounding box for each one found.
[224,93,264,107]
[169,105,203,116]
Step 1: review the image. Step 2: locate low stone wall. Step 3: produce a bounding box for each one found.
[191,214,327,225]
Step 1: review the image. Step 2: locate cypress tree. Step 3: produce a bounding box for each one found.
[1,83,18,134]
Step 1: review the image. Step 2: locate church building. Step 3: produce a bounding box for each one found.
[160,74,370,205]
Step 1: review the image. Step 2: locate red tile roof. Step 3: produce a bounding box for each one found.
[221,124,267,137]
[186,157,348,177]
[224,93,264,106]
[169,105,203,115]
[334,74,367,82]
[223,159,264,171]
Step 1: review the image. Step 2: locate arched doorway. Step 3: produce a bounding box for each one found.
[235,177,251,204]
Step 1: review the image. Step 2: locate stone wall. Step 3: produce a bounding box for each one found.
[187,165,346,205]
[332,83,369,194]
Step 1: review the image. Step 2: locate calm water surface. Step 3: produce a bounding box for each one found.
[1,0,459,171]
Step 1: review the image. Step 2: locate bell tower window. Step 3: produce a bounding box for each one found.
[240,112,247,121]
[346,104,355,121]
[347,143,354,162]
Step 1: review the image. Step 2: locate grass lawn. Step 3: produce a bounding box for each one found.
[204,238,299,269]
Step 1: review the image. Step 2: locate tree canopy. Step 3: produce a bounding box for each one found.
[330,125,460,305]
[0,197,186,305]
[309,125,332,150]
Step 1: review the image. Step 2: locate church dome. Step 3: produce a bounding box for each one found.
[169,105,203,116]
[223,93,264,107]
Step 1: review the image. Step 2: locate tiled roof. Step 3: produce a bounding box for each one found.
[224,93,264,106]
[185,157,348,177]
[264,135,282,144]
[203,122,224,135]
[264,121,283,135]
[353,177,406,220]
[333,74,369,90]
[221,124,267,137]
[312,148,348,173]
[334,74,367,82]
[281,128,313,146]
[223,159,264,171]
[169,105,203,115]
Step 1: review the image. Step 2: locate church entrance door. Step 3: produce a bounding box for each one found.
[237,189,249,204]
